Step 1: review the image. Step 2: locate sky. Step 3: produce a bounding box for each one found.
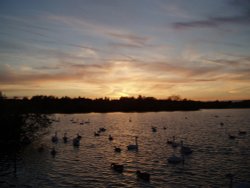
[0,0,250,100]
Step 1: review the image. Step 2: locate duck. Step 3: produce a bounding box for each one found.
[63,133,68,143]
[51,132,58,143]
[167,154,184,164]
[180,141,192,155]
[127,136,138,151]
[114,146,121,153]
[136,170,150,182]
[111,163,124,173]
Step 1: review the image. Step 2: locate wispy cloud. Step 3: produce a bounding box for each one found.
[172,0,250,30]
[172,13,250,29]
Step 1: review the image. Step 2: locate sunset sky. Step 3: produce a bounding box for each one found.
[0,0,250,100]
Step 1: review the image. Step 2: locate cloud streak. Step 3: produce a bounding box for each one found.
[172,0,250,30]
[172,13,250,29]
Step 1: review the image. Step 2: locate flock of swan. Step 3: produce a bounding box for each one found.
[43,118,195,183]
[38,116,249,186]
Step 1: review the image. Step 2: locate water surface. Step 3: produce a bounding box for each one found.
[1,109,250,187]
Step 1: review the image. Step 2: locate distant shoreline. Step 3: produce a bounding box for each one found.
[1,96,250,114]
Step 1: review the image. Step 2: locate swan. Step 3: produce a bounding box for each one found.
[38,144,45,152]
[63,133,68,143]
[168,154,184,164]
[167,136,178,148]
[85,119,90,124]
[127,136,138,151]
[152,126,157,132]
[94,132,100,136]
[99,127,106,132]
[50,147,57,156]
[238,130,247,135]
[226,173,250,188]
[114,146,121,153]
[136,170,150,182]
[111,163,124,173]
[109,135,113,141]
[228,134,236,139]
[77,133,82,140]
[73,137,80,147]
[51,132,58,143]
[180,141,192,155]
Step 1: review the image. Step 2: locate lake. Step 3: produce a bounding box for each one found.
[1,109,250,187]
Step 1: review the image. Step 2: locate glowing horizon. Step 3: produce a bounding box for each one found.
[0,0,250,101]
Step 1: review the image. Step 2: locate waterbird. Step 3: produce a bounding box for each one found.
[228,134,236,139]
[114,146,121,153]
[94,132,100,136]
[238,130,247,135]
[85,119,90,124]
[152,126,157,132]
[99,127,106,132]
[111,163,124,173]
[77,133,82,140]
[136,170,150,182]
[167,136,178,148]
[38,144,45,152]
[73,137,80,147]
[180,141,192,155]
[167,154,184,164]
[226,173,250,188]
[50,147,57,156]
[127,136,138,151]
[109,135,113,141]
[63,133,68,143]
[51,132,58,143]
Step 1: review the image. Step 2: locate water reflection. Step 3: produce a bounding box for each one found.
[1,109,250,187]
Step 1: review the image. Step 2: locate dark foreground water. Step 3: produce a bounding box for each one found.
[1,109,250,187]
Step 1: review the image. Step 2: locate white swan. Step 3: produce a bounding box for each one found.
[127,136,138,151]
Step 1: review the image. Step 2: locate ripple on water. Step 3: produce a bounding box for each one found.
[1,109,250,187]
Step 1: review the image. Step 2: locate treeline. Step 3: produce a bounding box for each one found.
[1,95,250,113]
